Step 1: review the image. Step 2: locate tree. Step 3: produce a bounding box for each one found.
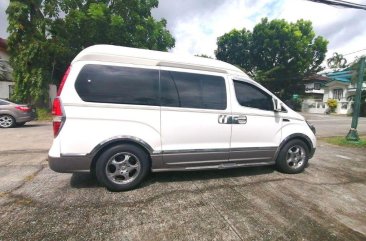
[327,52,348,69]
[215,29,253,75]
[194,54,213,59]
[7,0,175,106]
[215,18,328,99]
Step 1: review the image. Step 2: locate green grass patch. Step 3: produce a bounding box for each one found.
[321,136,366,148]
[36,108,52,121]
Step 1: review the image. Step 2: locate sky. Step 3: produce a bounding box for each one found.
[1,0,365,65]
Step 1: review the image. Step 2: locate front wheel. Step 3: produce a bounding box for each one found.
[95,144,150,191]
[276,139,309,174]
[0,115,15,128]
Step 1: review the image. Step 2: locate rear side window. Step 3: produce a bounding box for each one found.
[0,100,9,105]
[160,71,227,110]
[234,80,273,111]
[75,65,159,106]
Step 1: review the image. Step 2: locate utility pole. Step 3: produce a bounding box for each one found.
[346,57,365,141]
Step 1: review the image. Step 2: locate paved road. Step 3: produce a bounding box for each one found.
[0,117,365,240]
[301,113,366,137]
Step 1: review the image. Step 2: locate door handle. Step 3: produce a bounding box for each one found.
[233,115,247,124]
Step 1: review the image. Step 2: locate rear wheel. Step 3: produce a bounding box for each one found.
[0,115,15,128]
[95,144,150,191]
[276,139,309,174]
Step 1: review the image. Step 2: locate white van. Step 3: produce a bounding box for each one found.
[48,45,316,191]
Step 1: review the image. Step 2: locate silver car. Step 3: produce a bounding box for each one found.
[0,98,36,128]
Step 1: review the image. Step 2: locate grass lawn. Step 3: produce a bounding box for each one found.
[321,136,366,148]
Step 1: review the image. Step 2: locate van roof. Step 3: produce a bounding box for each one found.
[72,45,248,77]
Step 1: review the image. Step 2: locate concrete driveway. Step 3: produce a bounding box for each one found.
[0,116,365,240]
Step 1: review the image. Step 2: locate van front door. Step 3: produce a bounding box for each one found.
[158,69,231,170]
[229,79,282,165]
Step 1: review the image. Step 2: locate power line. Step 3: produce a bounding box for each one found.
[305,0,366,10]
[343,48,366,56]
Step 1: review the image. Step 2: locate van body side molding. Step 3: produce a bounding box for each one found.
[151,146,277,171]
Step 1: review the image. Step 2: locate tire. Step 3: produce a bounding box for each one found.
[95,144,150,191]
[0,115,16,128]
[16,122,26,127]
[276,139,309,174]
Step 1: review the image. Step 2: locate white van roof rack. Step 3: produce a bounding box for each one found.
[73,45,248,76]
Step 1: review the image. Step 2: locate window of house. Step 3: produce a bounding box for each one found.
[314,83,321,90]
[160,70,227,110]
[8,85,14,97]
[233,80,273,111]
[333,89,343,100]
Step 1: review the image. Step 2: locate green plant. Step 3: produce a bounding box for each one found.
[327,98,338,112]
[36,108,52,121]
[321,136,366,148]
[215,18,328,99]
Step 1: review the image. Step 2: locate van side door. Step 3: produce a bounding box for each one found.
[229,79,282,165]
[158,69,231,170]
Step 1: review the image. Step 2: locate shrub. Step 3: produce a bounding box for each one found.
[36,108,52,121]
[327,99,338,112]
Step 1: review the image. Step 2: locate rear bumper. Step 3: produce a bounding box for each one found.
[48,155,92,173]
[16,113,35,123]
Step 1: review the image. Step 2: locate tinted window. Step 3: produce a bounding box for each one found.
[234,80,273,111]
[75,65,159,106]
[160,71,226,110]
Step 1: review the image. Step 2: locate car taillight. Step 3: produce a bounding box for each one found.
[52,97,65,137]
[57,66,71,96]
[15,106,31,112]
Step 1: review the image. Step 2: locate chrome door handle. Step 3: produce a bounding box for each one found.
[218,114,231,124]
[233,115,247,124]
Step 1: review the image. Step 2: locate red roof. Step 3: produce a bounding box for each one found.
[303,74,330,82]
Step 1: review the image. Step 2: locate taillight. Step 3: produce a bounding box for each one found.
[57,66,71,96]
[52,97,65,137]
[15,106,31,112]
[52,66,70,137]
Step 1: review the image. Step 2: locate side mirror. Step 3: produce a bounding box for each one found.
[273,98,282,112]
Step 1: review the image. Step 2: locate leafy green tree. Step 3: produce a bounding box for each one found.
[7,0,175,106]
[216,18,328,99]
[215,29,253,75]
[6,0,52,105]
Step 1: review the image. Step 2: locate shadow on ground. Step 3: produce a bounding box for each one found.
[70,165,275,189]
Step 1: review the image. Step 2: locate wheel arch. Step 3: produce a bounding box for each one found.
[89,136,153,172]
[273,133,313,161]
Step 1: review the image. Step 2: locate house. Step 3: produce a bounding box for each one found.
[0,38,57,106]
[302,68,366,114]
[0,37,14,99]
[302,74,329,114]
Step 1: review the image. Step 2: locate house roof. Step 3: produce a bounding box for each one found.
[324,69,352,84]
[303,74,331,82]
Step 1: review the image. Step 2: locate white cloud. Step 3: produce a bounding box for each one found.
[0,0,9,38]
[1,0,365,64]
[153,0,366,63]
